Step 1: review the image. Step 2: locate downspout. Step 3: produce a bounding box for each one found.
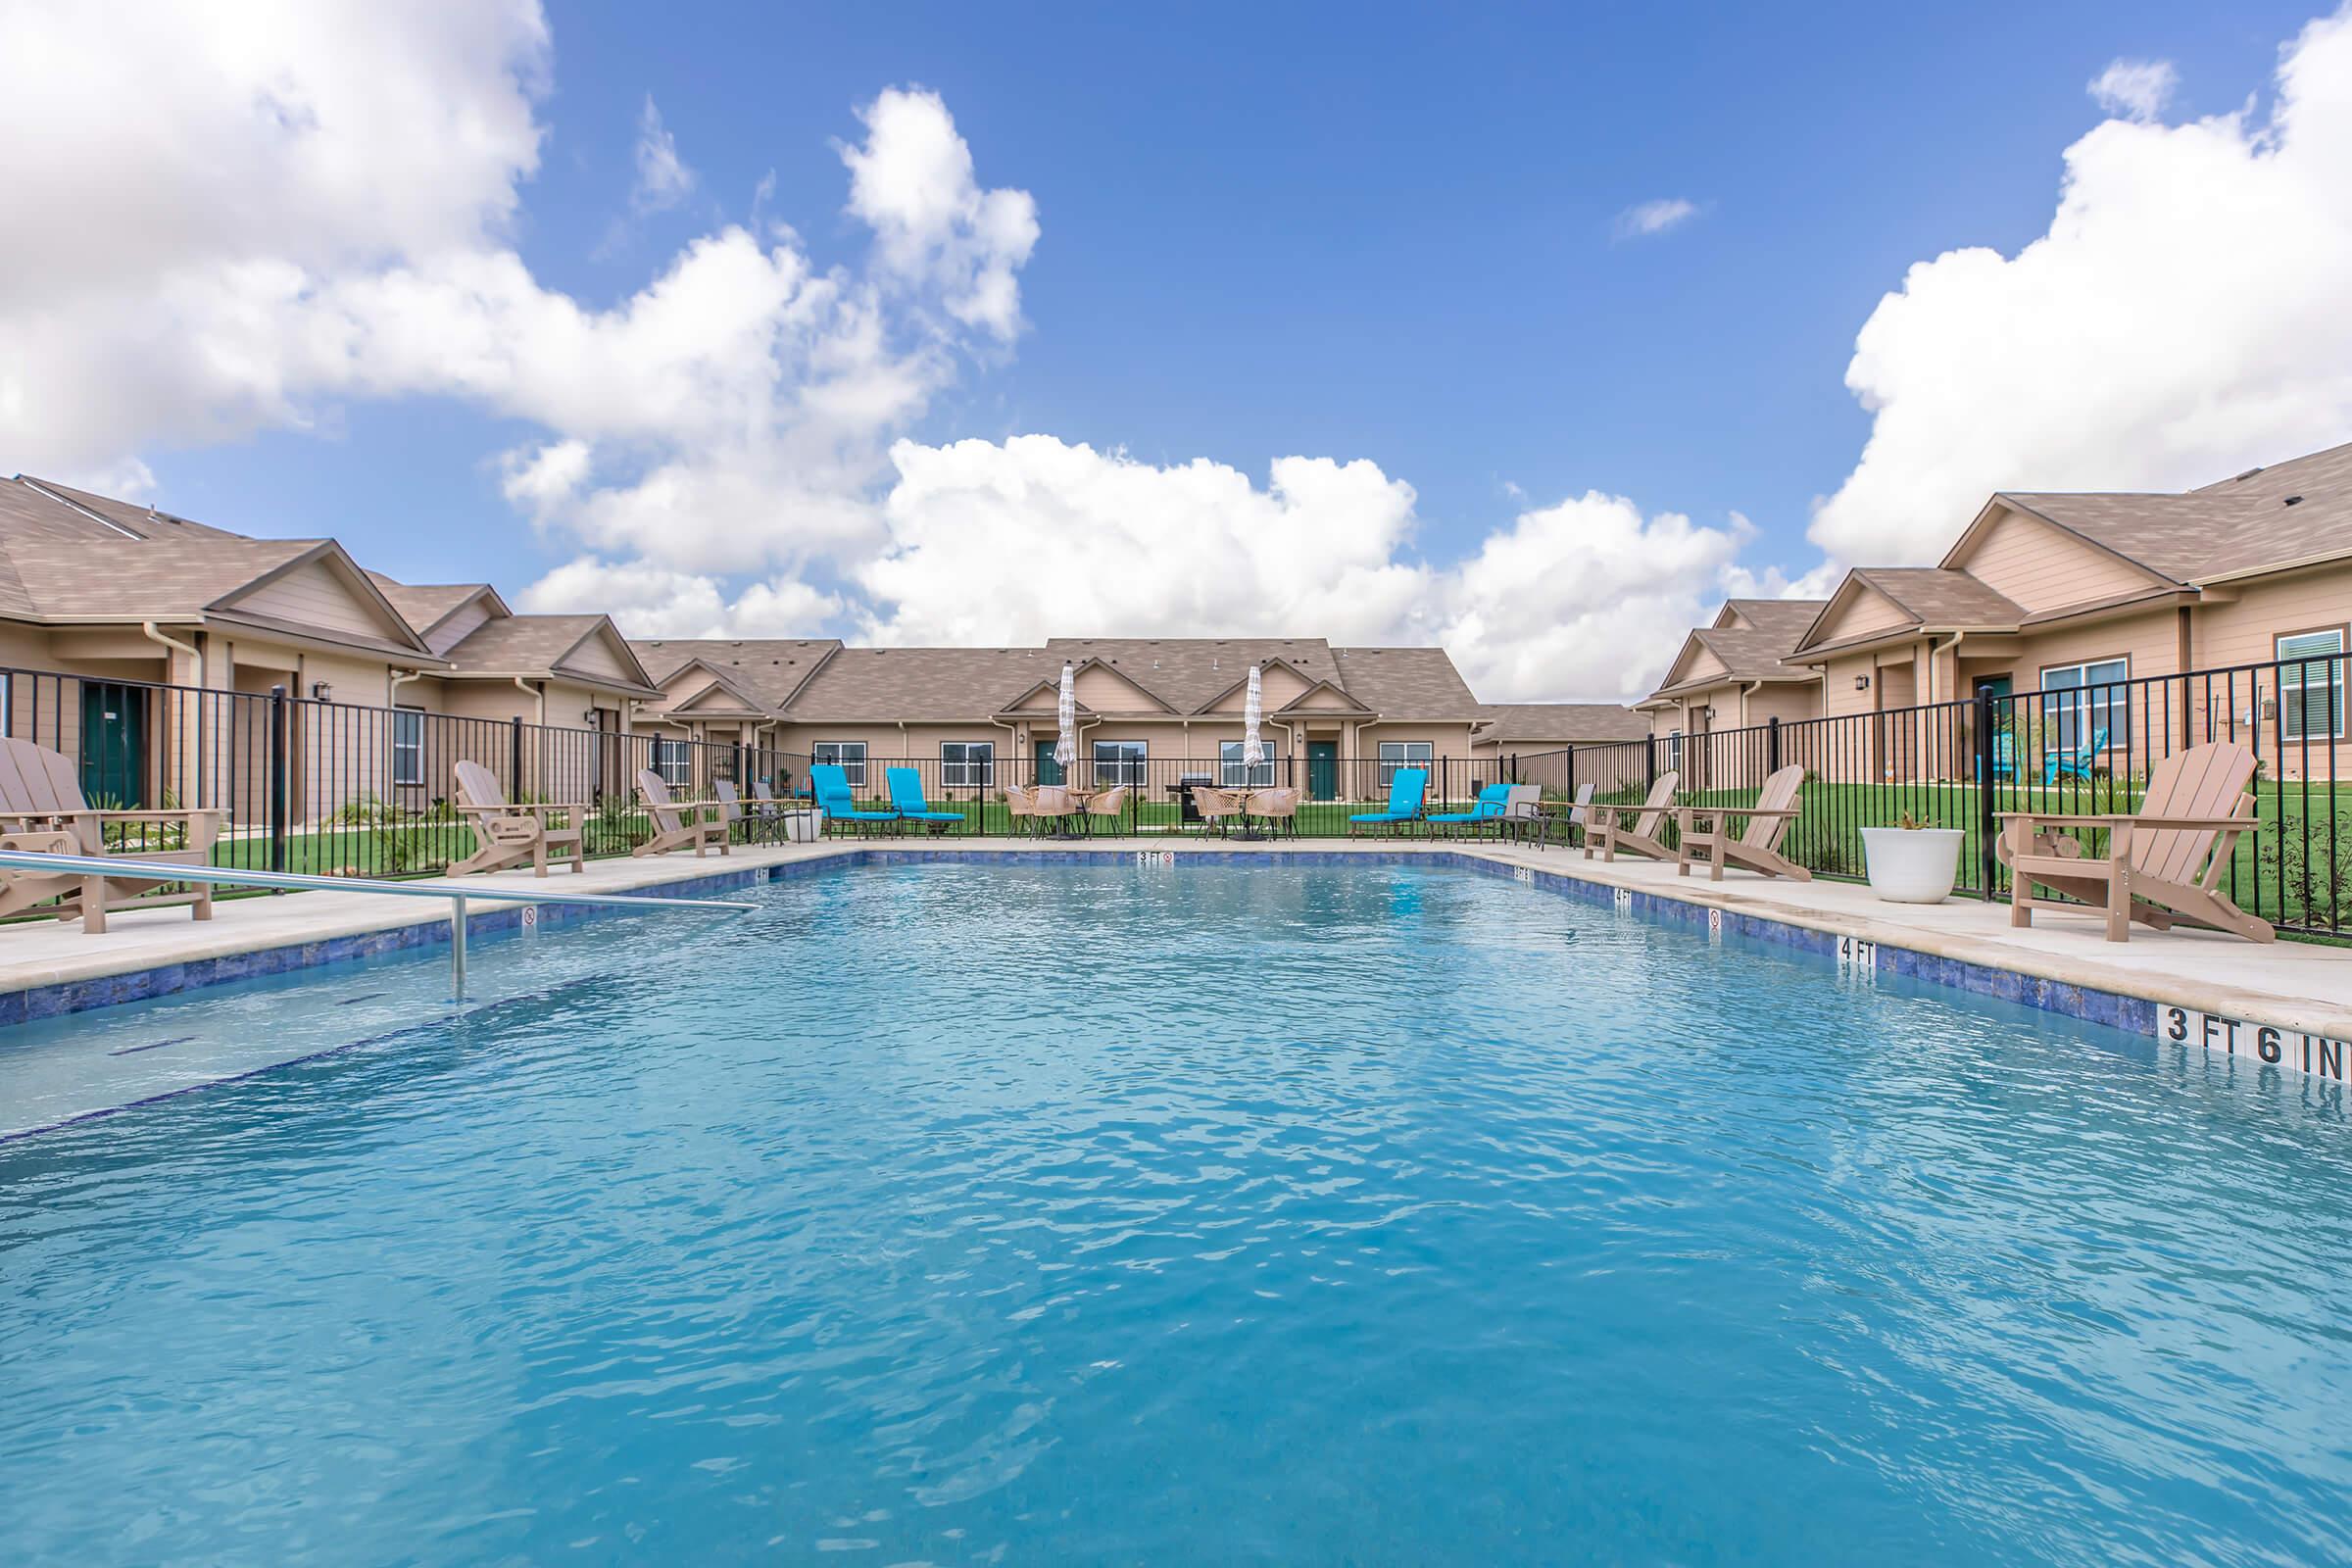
[142,622,208,809]
[1932,631,1965,704]
[512,675,545,726]
[141,620,202,682]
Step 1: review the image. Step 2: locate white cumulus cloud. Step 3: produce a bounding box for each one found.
[2088,58,2180,122]
[629,97,696,213]
[1612,198,1698,239]
[1810,5,2352,564]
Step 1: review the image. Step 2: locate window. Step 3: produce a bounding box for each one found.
[2037,658,2130,752]
[941,740,995,788]
[1093,739,1147,787]
[654,737,695,787]
[391,707,424,787]
[813,741,866,787]
[1219,739,1282,788]
[2278,629,2346,740]
[1377,740,1432,789]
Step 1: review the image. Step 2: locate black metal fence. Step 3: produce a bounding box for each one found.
[9,649,2344,936]
[3,665,783,879]
[1511,652,2347,938]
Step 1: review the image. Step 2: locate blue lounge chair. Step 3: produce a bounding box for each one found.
[885,766,964,835]
[1349,767,1428,837]
[2043,725,2109,785]
[1425,782,1513,837]
[811,763,899,836]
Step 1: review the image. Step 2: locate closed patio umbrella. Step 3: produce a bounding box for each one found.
[1242,662,1264,772]
[1055,662,1077,778]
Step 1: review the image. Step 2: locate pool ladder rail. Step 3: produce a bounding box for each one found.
[0,848,755,1001]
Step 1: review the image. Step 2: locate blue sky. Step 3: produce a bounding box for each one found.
[4,1,2348,698]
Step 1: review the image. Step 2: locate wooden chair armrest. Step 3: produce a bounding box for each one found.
[2124,813,2262,831]
[78,808,225,821]
[525,802,592,818]
[1993,811,2121,826]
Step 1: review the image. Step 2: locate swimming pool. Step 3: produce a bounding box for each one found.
[2,859,2347,1563]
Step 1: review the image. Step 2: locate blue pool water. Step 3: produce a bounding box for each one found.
[2,860,2349,1565]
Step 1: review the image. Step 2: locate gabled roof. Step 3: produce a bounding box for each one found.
[1044,637,1344,713]
[1792,567,2027,658]
[1991,439,2352,584]
[1197,656,1326,715]
[1713,598,1828,639]
[0,478,437,660]
[1473,703,1648,744]
[1274,678,1374,716]
[631,640,845,716]
[367,574,508,640]
[1642,624,1823,705]
[443,614,660,695]
[1327,646,1479,716]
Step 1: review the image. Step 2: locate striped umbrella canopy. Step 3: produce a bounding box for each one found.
[1242,663,1265,769]
[1054,662,1077,772]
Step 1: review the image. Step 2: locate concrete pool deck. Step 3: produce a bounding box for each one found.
[0,835,2345,1077]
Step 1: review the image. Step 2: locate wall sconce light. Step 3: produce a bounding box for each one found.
[1701,706,1717,720]
[1853,674,1871,692]
[310,680,332,702]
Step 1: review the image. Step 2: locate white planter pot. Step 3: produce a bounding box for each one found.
[1860,826,1965,904]
[783,809,823,844]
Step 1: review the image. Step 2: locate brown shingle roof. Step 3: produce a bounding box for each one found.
[2000,438,2352,583]
[1044,637,1347,712]
[0,477,322,616]
[788,646,1056,723]
[366,574,493,634]
[1475,703,1648,744]
[1328,646,1480,716]
[631,639,844,714]
[1719,597,1828,639]
[444,614,658,693]
[1850,567,2025,626]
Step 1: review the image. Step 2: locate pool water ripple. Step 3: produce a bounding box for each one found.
[2,861,2349,1564]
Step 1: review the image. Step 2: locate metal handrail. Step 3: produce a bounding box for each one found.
[0,849,754,1001]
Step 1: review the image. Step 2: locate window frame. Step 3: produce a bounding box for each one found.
[1218,738,1283,788]
[1092,738,1147,787]
[940,739,996,789]
[653,737,696,788]
[2277,626,2348,742]
[391,706,425,788]
[2035,655,2132,753]
[812,740,867,788]
[1376,739,1433,790]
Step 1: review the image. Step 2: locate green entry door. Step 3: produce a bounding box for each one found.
[1034,738,1063,786]
[81,681,148,808]
[1307,741,1338,801]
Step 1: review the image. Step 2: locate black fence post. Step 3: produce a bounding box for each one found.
[1565,745,1576,800]
[510,718,524,803]
[1974,683,1998,900]
[1645,735,1658,790]
[268,683,289,873]
[1766,715,1782,775]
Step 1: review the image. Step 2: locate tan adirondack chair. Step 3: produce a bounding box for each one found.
[452,760,584,878]
[1997,741,2272,943]
[1585,771,1681,863]
[633,770,729,858]
[1675,764,1812,882]
[0,735,223,933]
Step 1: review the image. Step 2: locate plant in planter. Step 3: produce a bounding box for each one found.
[1859,810,1967,904]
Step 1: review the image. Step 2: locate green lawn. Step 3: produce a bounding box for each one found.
[1653,778,2352,937]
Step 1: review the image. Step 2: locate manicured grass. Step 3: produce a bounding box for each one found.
[1650,778,2352,936]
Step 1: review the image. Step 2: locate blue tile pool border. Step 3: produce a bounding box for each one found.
[0,845,2340,1083]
